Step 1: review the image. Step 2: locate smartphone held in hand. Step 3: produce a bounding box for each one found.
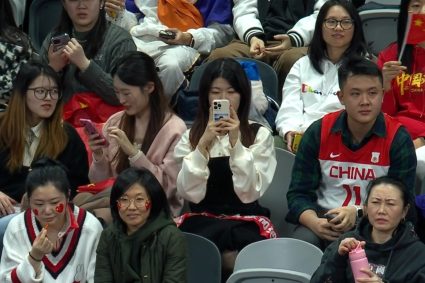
[79,118,109,146]
[50,33,70,52]
[159,30,177,40]
[212,99,230,122]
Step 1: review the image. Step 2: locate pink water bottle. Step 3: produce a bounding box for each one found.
[349,243,369,283]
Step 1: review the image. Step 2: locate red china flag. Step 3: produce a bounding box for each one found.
[406,14,425,44]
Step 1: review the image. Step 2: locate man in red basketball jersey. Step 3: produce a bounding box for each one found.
[286,56,417,249]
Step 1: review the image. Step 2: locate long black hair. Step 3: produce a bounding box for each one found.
[309,0,369,74]
[54,0,108,59]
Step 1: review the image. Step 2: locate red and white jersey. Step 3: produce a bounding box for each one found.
[317,111,401,210]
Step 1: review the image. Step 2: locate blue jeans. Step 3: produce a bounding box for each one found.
[0,213,18,258]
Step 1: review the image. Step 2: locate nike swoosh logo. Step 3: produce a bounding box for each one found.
[330,152,341,158]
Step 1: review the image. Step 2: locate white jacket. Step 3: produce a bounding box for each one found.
[275,55,344,137]
[232,0,263,43]
[287,0,328,47]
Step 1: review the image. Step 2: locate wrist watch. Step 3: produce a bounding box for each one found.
[356,206,364,218]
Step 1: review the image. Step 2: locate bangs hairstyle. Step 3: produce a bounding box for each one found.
[111,51,170,173]
[25,158,70,199]
[398,0,415,72]
[189,58,254,148]
[110,168,171,230]
[0,60,67,173]
[338,56,383,89]
[308,0,370,74]
[55,0,107,58]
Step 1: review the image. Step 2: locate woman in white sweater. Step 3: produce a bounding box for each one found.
[0,158,102,283]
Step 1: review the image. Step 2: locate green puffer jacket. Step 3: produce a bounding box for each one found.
[94,211,187,283]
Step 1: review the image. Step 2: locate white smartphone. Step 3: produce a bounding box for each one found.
[79,118,109,146]
[212,99,230,122]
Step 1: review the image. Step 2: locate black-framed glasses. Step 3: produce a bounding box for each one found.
[323,18,354,30]
[27,87,61,100]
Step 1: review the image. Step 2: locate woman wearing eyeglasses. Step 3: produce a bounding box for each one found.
[0,60,89,254]
[275,0,370,152]
[94,167,187,282]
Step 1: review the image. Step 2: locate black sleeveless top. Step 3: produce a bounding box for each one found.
[189,124,270,217]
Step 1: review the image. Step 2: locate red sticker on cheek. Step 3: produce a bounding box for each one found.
[117,202,122,210]
[55,203,64,213]
[145,201,151,210]
[33,208,39,216]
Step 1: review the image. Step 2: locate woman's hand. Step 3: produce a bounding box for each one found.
[107,126,138,157]
[47,45,69,72]
[0,192,17,216]
[63,38,91,72]
[249,36,266,59]
[285,131,303,153]
[197,107,222,158]
[220,105,240,147]
[381,61,406,91]
[31,228,53,260]
[160,29,193,46]
[357,268,383,283]
[264,34,292,58]
[338,237,365,256]
[88,132,107,161]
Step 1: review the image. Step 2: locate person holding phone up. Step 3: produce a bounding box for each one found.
[87,52,186,217]
[174,58,277,279]
[39,0,136,109]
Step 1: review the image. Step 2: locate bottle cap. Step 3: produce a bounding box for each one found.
[349,243,366,261]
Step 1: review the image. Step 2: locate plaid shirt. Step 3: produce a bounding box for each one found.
[286,111,417,224]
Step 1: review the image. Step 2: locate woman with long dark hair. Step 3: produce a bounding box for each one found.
[174,58,277,277]
[88,51,186,216]
[40,0,136,107]
[275,0,370,152]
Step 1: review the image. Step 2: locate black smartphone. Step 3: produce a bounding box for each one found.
[159,30,177,40]
[324,213,338,222]
[51,33,70,52]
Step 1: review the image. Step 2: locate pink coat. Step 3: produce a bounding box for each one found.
[88,111,187,215]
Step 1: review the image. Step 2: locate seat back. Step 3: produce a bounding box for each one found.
[183,232,221,283]
[29,0,63,52]
[259,148,296,237]
[359,9,399,55]
[227,238,323,283]
[365,0,400,5]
